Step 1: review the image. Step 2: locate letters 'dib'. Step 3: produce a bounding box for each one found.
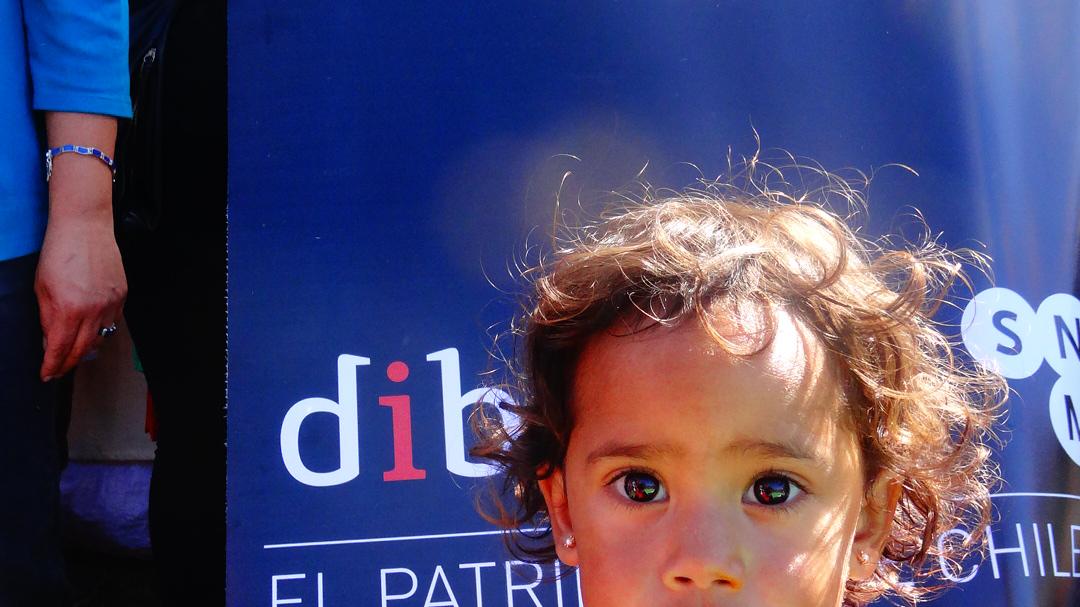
[279,349,520,487]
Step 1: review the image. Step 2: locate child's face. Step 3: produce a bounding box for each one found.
[540,308,895,607]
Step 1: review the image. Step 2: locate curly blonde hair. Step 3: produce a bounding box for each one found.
[473,162,1005,605]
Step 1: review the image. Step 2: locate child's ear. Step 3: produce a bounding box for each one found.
[537,467,578,566]
[850,473,901,581]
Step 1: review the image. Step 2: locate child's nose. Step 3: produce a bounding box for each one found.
[660,503,745,592]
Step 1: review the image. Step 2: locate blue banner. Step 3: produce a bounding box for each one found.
[228,2,1079,605]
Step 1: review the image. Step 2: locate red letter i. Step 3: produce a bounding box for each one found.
[379,361,426,481]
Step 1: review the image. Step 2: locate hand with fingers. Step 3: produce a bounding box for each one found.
[35,217,126,381]
[35,112,126,382]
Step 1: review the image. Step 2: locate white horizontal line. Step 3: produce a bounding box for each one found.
[991,491,1080,501]
[264,527,547,550]
[263,491,1080,550]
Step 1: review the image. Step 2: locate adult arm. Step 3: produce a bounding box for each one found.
[22,0,131,379]
[35,113,126,380]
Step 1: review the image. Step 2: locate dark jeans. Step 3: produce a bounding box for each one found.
[0,253,66,607]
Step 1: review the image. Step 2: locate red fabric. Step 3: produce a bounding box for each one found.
[144,390,158,441]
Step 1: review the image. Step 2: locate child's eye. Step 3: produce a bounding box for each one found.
[614,471,667,503]
[744,474,803,507]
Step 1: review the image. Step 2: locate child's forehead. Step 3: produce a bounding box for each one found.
[573,306,849,422]
[593,303,823,370]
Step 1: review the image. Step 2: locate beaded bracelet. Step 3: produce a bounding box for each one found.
[44,145,116,182]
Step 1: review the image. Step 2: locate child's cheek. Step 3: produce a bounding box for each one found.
[755,509,855,605]
[576,543,651,607]
[765,544,846,605]
[574,507,663,606]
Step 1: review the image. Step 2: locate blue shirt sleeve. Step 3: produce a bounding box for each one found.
[22,0,132,118]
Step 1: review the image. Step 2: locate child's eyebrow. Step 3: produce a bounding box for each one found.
[584,438,826,467]
[721,437,825,467]
[585,441,687,465]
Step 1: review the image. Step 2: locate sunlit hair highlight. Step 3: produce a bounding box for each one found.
[472,158,1005,606]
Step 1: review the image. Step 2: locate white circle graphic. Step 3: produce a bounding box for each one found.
[1048,374,1080,467]
[960,288,1041,379]
[1036,293,1080,379]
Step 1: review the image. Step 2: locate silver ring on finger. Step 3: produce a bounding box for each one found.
[98,323,118,338]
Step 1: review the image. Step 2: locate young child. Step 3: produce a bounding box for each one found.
[473,168,1005,606]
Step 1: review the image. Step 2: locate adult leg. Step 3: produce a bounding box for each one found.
[123,253,225,605]
[0,254,67,606]
[120,1,226,604]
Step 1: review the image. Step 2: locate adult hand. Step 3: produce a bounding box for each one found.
[35,112,126,381]
[35,214,126,380]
